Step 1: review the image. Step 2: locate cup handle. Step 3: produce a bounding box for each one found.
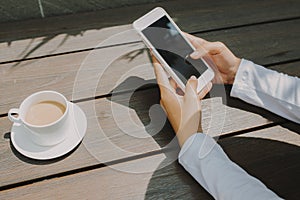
[8,108,21,124]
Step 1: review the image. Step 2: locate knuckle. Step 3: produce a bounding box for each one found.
[215,41,225,48]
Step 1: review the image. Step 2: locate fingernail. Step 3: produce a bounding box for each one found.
[190,51,199,58]
[190,75,197,80]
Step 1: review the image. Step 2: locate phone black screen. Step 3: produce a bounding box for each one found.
[142,16,208,84]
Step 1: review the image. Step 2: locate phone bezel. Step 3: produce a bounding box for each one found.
[133,7,214,93]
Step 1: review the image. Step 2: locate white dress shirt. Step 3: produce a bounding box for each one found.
[231,59,300,124]
[178,59,300,200]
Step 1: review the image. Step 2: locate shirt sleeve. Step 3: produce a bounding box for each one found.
[231,59,300,124]
[178,133,282,200]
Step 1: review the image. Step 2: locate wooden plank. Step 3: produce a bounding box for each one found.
[107,88,284,140]
[0,154,166,200]
[0,96,162,187]
[1,19,300,115]
[146,125,300,199]
[220,125,300,199]
[2,0,299,41]
[0,126,298,199]
[198,19,300,66]
[234,123,300,146]
[0,0,299,62]
[0,24,140,63]
[0,42,150,115]
[0,88,286,188]
[0,0,171,23]
[269,61,300,77]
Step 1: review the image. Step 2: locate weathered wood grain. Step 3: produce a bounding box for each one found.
[236,123,300,146]
[0,24,140,63]
[0,42,150,115]
[0,125,298,199]
[145,125,300,200]
[2,0,299,41]
[0,1,299,197]
[1,19,300,115]
[198,19,300,66]
[269,61,300,77]
[0,0,299,62]
[221,126,300,199]
[0,154,166,200]
[142,124,300,199]
[0,95,162,187]
[0,91,283,188]
[0,0,169,23]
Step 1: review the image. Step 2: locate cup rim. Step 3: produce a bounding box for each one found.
[20,90,69,128]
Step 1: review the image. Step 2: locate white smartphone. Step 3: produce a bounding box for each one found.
[133,7,214,93]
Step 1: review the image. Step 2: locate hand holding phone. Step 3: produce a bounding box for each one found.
[152,54,212,147]
[133,7,214,93]
[185,33,241,84]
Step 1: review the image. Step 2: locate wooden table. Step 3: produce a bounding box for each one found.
[0,0,299,199]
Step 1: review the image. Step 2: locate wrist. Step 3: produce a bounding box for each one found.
[176,120,202,147]
[228,57,241,84]
[177,129,195,147]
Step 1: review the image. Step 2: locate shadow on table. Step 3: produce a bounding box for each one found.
[210,84,300,134]
[107,76,300,200]
[143,136,300,200]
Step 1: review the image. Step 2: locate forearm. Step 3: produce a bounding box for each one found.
[231,59,300,124]
[178,133,282,200]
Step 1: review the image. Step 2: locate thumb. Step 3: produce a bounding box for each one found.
[184,77,202,120]
[190,42,209,59]
[184,32,208,47]
[184,76,198,99]
[198,81,213,99]
[190,48,207,59]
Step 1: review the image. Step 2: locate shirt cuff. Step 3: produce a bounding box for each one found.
[230,59,265,107]
[178,133,221,195]
[178,133,222,163]
[231,59,253,96]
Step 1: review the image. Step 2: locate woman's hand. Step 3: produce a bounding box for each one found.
[152,56,212,147]
[184,33,241,84]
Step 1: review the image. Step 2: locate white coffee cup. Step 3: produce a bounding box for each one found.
[8,91,69,146]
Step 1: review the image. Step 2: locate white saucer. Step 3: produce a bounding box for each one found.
[11,102,87,160]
